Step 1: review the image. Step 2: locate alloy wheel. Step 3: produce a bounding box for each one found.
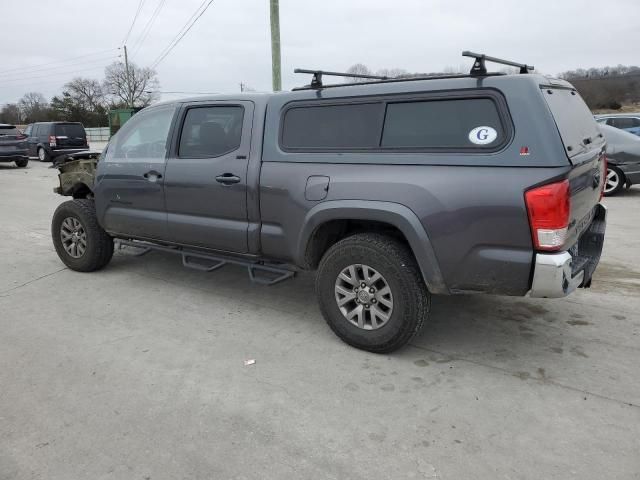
[60,217,87,258]
[334,264,394,330]
[605,168,620,194]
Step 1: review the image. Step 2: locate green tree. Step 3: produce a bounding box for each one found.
[50,77,108,127]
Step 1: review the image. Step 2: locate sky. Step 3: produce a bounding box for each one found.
[1,0,639,105]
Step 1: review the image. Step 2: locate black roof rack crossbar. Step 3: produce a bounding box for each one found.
[294,68,389,89]
[462,51,534,75]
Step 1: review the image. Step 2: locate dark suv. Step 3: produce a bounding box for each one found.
[0,124,29,167]
[24,121,89,162]
[50,52,608,353]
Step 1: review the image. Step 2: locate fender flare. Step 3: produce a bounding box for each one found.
[296,200,448,294]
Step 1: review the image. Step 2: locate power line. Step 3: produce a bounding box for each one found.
[0,48,119,76]
[150,0,215,69]
[149,0,209,68]
[130,0,167,59]
[0,54,120,80]
[122,0,147,45]
[0,65,112,97]
[0,58,120,86]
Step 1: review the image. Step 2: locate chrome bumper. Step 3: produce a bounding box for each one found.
[529,252,584,298]
[530,204,607,298]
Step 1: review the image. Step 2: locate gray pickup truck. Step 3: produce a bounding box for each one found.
[51,52,607,353]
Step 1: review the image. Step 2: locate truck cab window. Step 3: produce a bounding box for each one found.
[178,105,244,158]
[109,106,175,160]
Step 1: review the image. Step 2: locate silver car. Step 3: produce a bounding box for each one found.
[599,123,640,195]
[596,113,640,136]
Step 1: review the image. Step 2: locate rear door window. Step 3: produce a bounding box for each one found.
[178,105,244,157]
[0,125,19,136]
[542,87,601,158]
[36,124,49,137]
[55,123,85,138]
[381,98,504,149]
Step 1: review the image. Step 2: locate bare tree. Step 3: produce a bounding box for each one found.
[0,103,22,124]
[344,63,373,83]
[64,77,106,110]
[375,68,408,78]
[18,92,48,122]
[104,61,159,108]
[442,64,467,75]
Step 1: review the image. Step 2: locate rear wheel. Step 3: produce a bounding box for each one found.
[15,159,28,168]
[51,199,113,271]
[316,233,430,353]
[604,166,625,196]
[37,147,50,162]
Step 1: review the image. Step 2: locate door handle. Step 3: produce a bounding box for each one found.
[143,170,163,182]
[215,173,241,185]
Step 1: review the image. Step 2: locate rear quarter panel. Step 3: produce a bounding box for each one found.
[260,162,568,295]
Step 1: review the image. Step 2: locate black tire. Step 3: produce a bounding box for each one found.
[37,147,50,162]
[15,159,28,168]
[316,233,430,353]
[604,166,625,197]
[51,199,114,272]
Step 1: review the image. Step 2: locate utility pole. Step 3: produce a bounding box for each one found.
[269,0,281,91]
[123,44,133,108]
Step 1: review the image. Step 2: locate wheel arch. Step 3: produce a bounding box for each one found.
[70,182,93,199]
[296,200,448,294]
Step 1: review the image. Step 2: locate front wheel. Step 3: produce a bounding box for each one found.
[316,233,430,353]
[51,199,114,271]
[604,166,625,196]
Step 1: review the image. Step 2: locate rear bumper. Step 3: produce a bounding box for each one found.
[530,203,607,298]
[50,148,90,158]
[0,152,28,162]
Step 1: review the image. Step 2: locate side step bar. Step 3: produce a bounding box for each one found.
[115,239,296,286]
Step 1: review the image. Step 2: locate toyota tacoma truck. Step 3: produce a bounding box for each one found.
[51,52,607,353]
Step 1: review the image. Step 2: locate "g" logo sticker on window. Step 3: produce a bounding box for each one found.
[468,126,498,145]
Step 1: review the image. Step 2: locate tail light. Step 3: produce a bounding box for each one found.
[525,179,571,251]
[49,135,56,147]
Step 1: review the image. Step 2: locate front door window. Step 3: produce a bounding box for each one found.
[106,106,175,162]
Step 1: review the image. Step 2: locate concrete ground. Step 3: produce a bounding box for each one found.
[1,160,639,480]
